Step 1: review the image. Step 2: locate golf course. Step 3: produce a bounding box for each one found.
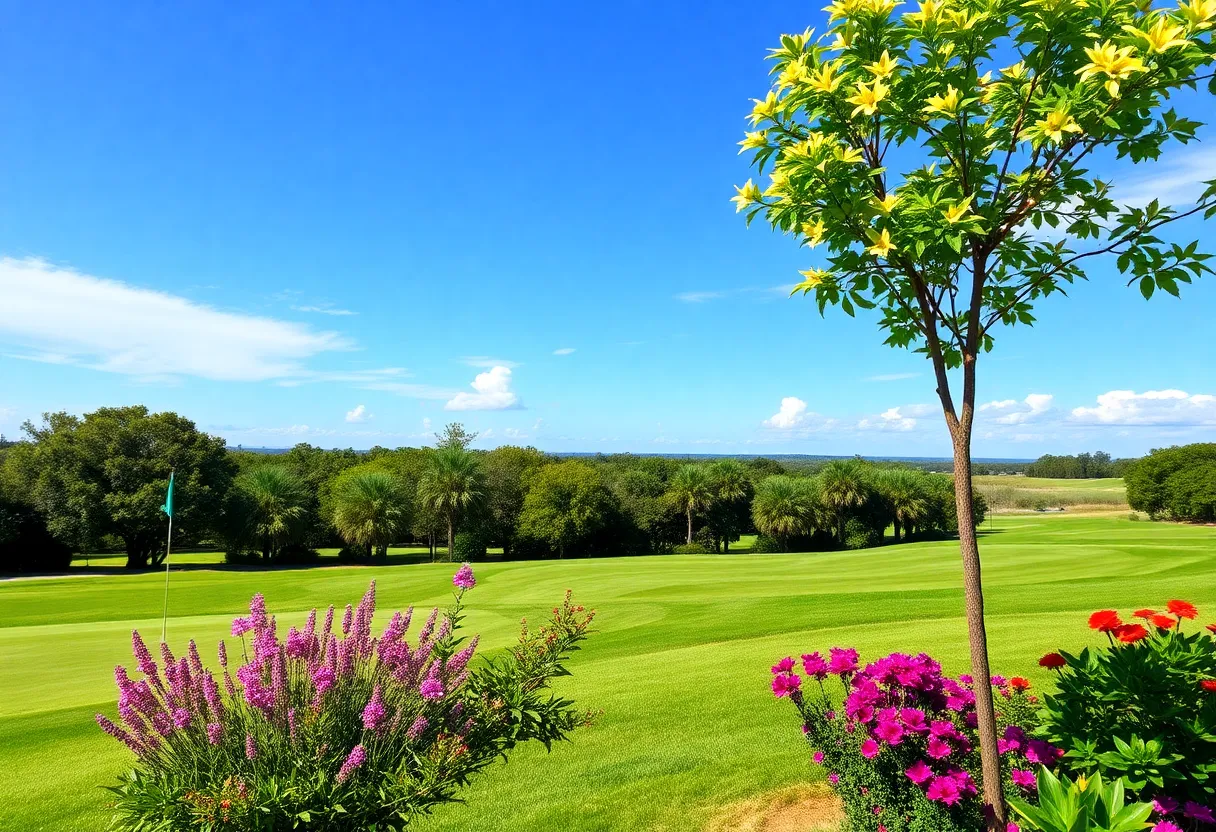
[3,509,1213,831]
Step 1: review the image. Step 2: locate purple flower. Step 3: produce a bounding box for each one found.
[245,733,258,759]
[452,563,476,591]
[801,652,829,679]
[905,761,934,784]
[1184,802,1215,823]
[312,666,335,696]
[926,775,962,806]
[1008,824,1021,832]
[336,744,366,783]
[1026,739,1062,766]
[900,708,928,733]
[828,773,839,786]
[171,707,192,729]
[1154,797,1180,816]
[860,738,880,758]
[420,663,445,700]
[206,722,222,745]
[362,685,387,732]
[771,656,795,674]
[949,769,978,796]
[1011,769,1036,790]
[231,617,253,637]
[999,724,1026,754]
[926,736,953,760]
[217,640,228,668]
[874,720,904,746]
[813,751,825,764]
[990,675,1008,687]
[341,604,353,636]
[772,673,801,698]
[828,647,859,676]
[1153,823,1184,832]
[406,715,429,741]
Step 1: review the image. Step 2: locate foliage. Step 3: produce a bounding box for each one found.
[96,567,596,831]
[667,465,715,545]
[330,470,410,559]
[418,446,487,562]
[771,647,1044,831]
[1038,600,1216,819]
[452,531,487,562]
[518,461,616,558]
[704,459,755,552]
[0,496,73,573]
[751,475,819,549]
[1125,444,1216,520]
[1025,452,1129,479]
[480,445,548,557]
[751,532,786,553]
[845,516,885,549]
[819,460,875,544]
[1008,768,1154,832]
[225,465,311,561]
[672,541,713,554]
[1,406,234,567]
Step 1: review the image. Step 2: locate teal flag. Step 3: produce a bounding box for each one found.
[162,472,174,518]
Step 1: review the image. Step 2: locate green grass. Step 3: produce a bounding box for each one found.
[3,514,1213,831]
[973,475,1129,511]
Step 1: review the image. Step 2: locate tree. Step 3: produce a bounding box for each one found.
[734,6,1215,821]
[418,446,486,561]
[751,475,817,550]
[876,468,930,542]
[1126,443,1216,518]
[482,445,548,556]
[707,459,754,552]
[667,465,714,544]
[435,422,477,450]
[818,459,871,544]
[2,407,234,568]
[231,465,310,560]
[331,470,410,559]
[518,460,616,558]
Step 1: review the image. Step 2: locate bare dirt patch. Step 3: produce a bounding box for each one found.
[705,785,843,832]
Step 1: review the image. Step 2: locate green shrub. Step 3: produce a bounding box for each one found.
[843,517,883,550]
[751,533,784,553]
[1038,600,1216,815]
[452,531,486,562]
[1009,768,1153,832]
[672,542,712,554]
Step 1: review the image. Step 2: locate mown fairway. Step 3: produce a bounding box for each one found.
[2,514,1214,831]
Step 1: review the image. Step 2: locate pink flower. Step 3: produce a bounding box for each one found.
[1184,802,1215,823]
[406,715,429,741]
[312,666,335,696]
[1026,739,1062,766]
[801,652,829,678]
[245,733,258,759]
[420,662,445,700]
[905,761,934,784]
[452,564,476,591]
[362,685,387,731]
[813,751,825,764]
[1008,825,1021,832]
[1011,769,1036,790]
[206,723,222,745]
[999,724,1026,754]
[874,720,904,746]
[1152,823,1182,832]
[926,775,962,806]
[772,673,802,698]
[950,769,978,796]
[828,647,859,676]
[336,744,366,783]
[926,736,953,760]
[900,708,928,733]
[231,617,253,637]
[1154,797,1179,815]
[860,738,880,759]
[771,657,796,674]
[828,773,839,786]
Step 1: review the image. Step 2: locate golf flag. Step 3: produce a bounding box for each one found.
[162,472,174,518]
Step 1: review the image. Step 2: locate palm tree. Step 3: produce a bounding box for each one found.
[234,465,310,560]
[876,468,930,543]
[751,475,814,551]
[332,471,409,559]
[668,465,714,544]
[417,446,486,562]
[710,459,751,552]
[818,459,870,545]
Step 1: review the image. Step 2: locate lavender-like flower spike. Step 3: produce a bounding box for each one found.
[336,744,366,783]
[419,608,439,643]
[321,605,335,644]
[362,685,387,732]
[187,640,203,675]
[452,563,476,591]
[206,722,222,745]
[245,733,258,759]
[445,635,480,675]
[249,593,268,629]
[420,661,444,700]
[341,604,353,636]
[160,641,176,670]
[406,715,429,741]
[131,631,157,678]
[305,608,317,636]
[217,639,228,668]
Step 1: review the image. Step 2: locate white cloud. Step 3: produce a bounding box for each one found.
[0,257,351,382]
[1071,389,1216,426]
[292,305,356,316]
[857,404,935,432]
[444,366,521,411]
[867,372,920,382]
[345,404,371,423]
[504,427,529,439]
[421,417,432,432]
[676,291,726,303]
[553,347,576,356]
[462,356,520,369]
[979,393,1054,425]
[1112,146,1216,209]
[762,397,838,433]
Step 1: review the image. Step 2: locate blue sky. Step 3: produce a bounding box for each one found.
[0,1,1213,458]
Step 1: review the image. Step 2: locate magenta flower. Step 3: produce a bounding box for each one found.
[1025,739,1062,766]
[801,652,829,679]
[1007,825,1022,832]
[812,751,825,764]
[406,715,429,741]
[926,775,962,806]
[312,666,336,695]
[828,773,839,786]
[231,617,253,637]
[771,656,796,674]
[874,720,904,746]
[420,663,445,700]
[990,675,1007,687]
[206,722,222,745]
[336,744,366,783]
[900,708,928,733]
[1154,797,1180,815]
[860,738,880,759]
[1011,769,1036,790]
[905,761,934,784]
[950,769,978,797]
[828,647,859,676]
[926,736,953,760]
[452,563,476,590]
[999,724,1026,754]
[362,685,387,731]
[1153,823,1183,832]
[245,733,258,760]
[171,708,192,729]
[1184,802,1215,823]
[772,673,802,698]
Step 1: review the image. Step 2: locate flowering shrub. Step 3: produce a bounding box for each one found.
[96,565,595,830]
[1037,600,1216,828]
[772,648,1045,831]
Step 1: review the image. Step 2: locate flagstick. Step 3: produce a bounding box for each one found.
[160,512,173,644]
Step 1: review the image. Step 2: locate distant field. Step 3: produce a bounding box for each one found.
[4,513,1213,831]
[973,475,1128,512]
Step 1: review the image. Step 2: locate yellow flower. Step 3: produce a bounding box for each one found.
[1179,0,1216,27]
[923,85,962,117]
[808,61,845,93]
[778,59,811,91]
[796,268,830,289]
[848,79,889,116]
[867,228,897,256]
[731,179,762,212]
[1036,107,1083,143]
[764,169,790,197]
[943,196,973,224]
[1077,775,1089,792]
[823,0,861,21]
[865,50,900,78]
[749,91,780,126]
[738,131,768,154]
[802,218,828,246]
[904,0,943,23]
[1077,41,1146,97]
[875,193,900,213]
[1122,16,1190,52]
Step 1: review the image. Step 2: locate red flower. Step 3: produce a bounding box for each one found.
[1009,677,1031,691]
[1206,624,1216,634]
[1167,600,1198,620]
[1133,609,1157,619]
[1039,652,1067,669]
[1202,680,1216,692]
[1088,610,1123,633]
[1151,614,1178,630]
[1115,624,1149,644]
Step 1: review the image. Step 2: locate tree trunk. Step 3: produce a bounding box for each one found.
[723,536,730,554]
[892,518,901,543]
[446,515,455,563]
[686,508,693,545]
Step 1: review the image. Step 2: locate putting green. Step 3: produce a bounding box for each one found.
[2,514,1213,831]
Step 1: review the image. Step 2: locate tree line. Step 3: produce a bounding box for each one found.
[1023,451,1133,479]
[1126,443,1216,522]
[0,406,987,572]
